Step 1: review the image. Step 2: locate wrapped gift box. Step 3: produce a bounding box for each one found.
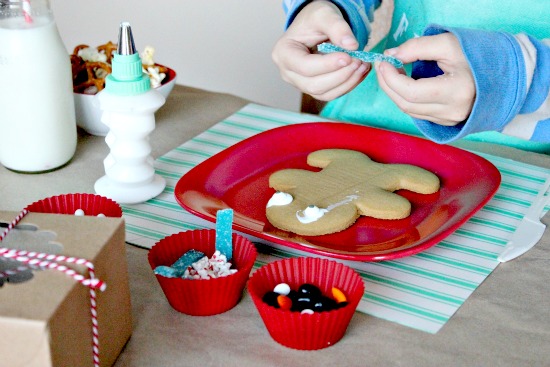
[0,211,132,367]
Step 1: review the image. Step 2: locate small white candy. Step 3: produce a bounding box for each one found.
[74,209,85,216]
[97,213,105,217]
[273,283,291,295]
[301,309,314,315]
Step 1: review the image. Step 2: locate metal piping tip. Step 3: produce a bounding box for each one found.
[117,22,137,56]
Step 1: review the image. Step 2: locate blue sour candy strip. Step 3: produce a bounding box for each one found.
[154,249,205,278]
[171,249,205,273]
[215,209,234,260]
[317,42,403,68]
[154,265,181,278]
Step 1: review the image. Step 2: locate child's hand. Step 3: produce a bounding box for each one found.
[375,33,476,126]
[272,0,370,101]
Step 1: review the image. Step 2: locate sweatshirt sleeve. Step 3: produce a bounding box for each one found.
[282,0,380,50]
[411,25,550,144]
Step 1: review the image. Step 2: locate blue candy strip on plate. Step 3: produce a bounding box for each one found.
[317,42,404,68]
[215,209,234,260]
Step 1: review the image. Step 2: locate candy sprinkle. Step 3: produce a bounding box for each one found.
[317,42,404,69]
[215,209,234,260]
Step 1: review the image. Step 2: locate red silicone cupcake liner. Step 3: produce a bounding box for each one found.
[25,193,122,217]
[248,257,364,350]
[148,229,258,316]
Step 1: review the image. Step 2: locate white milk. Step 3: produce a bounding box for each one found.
[0,16,76,172]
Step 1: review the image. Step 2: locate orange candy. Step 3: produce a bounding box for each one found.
[277,294,292,310]
[331,287,347,304]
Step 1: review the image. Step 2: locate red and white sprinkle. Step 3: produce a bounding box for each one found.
[183,250,237,280]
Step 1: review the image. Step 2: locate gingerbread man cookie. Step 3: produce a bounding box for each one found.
[266,149,440,236]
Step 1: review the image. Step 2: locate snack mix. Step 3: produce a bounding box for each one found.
[70,41,167,94]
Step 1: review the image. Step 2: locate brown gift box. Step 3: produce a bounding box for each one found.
[0,211,132,367]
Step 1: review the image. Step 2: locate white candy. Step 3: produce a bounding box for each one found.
[273,283,291,295]
[74,209,85,216]
[97,213,105,217]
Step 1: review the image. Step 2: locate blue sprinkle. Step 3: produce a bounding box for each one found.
[317,42,403,68]
[215,209,234,260]
[171,249,205,273]
[154,265,181,278]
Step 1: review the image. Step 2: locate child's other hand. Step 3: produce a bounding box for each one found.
[375,33,475,126]
[272,0,370,101]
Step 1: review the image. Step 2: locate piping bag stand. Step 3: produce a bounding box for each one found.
[94,22,166,204]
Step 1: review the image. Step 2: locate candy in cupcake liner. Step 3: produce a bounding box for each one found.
[248,257,364,350]
[148,229,258,315]
[154,209,236,278]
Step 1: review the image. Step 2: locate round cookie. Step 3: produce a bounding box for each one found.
[266,149,440,236]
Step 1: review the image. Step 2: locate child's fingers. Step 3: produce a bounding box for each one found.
[289,61,370,100]
[385,33,459,64]
[375,62,462,126]
[310,1,359,50]
[376,61,447,104]
[273,39,353,81]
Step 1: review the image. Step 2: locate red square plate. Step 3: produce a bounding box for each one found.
[174,123,501,261]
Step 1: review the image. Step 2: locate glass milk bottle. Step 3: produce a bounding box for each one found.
[0,0,77,173]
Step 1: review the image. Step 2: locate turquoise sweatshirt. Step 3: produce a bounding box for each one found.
[283,0,550,153]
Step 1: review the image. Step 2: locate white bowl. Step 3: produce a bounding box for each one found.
[74,66,177,136]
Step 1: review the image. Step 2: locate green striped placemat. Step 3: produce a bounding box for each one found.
[123,103,550,333]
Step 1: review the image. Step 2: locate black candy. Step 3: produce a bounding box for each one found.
[312,296,338,311]
[298,283,322,298]
[335,301,349,309]
[287,289,300,301]
[262,291,280,308]
[291,297,313,312]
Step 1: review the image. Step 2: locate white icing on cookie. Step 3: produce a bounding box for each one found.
[267,191,293,207]
[296,205,328,223]
[326,194,358,210]
[296,195,359,224]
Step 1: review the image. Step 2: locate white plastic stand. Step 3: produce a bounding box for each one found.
[94,91,166,204]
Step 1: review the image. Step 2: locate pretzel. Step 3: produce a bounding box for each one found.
[72,44,91,56]
[97,41,117,63]
[71,59,111,94]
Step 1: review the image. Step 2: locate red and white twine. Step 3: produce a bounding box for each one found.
[0,209,105,367]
